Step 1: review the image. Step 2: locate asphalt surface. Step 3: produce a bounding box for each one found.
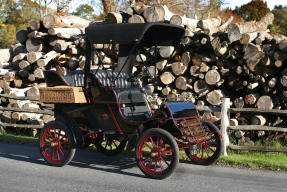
[0,142,287,192]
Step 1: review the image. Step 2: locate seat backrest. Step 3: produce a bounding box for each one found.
[44,70,131,88]
[93,70,131,88]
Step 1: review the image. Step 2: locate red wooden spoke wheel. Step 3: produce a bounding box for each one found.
[185,121,222,165]
[40,121,76,167]
[136,128,179,179]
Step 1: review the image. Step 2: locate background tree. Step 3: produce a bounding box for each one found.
[219,8,242,24]
[238,0,270,21]
[72,4,95,19]
[270,5,287,35]
[0,0,39,48]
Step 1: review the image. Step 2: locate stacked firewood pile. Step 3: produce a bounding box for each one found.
[0,3,287,140]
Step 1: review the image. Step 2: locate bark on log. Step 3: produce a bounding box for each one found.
[193,80,209,95]
[170,15,198,29]
[34,68,45,79]
[16,30,28,44]
[234,97,245,108]
[54,40,72,52]
[30,20,41,31]
[228,13,274,43]
[132,2,147,15]
[48,28,84,39]
[12,53,27,63]
[245,93,259,105]
[37,51,59,67]
[18,60,31,70]
[156,60,168,71]
[243,43,264,72]
[128,14,145,23]
[181,51,191,66]
[240,32,258,45]
[197,17,221,34]
[143,5,174,23]
[106,12,123,24]
[43,14,90,29]
[251,115,266,125]
[4,71,16,82]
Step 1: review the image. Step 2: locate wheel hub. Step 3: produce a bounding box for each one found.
[50,140,59,147]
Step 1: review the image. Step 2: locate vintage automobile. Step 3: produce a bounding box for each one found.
[39,22,222,179]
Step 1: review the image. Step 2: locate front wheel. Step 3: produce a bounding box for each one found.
[39,121,76,167]
[136,128,179,179]
[185,121,222,165]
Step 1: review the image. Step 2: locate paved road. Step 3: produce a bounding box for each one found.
[0,142,286,192]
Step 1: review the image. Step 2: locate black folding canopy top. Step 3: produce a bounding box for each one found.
[85,23,185,47]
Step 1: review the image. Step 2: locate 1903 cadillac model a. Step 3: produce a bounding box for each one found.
[39,23,222,179]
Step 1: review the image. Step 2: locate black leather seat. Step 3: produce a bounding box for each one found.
[93,70,131,88]
[44,70,131,89]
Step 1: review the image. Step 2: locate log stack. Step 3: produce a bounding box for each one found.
[0,4,287,141]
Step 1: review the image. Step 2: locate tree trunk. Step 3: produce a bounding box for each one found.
[43,14,90,29]
[48,28,84,39]
[228,13,274,43]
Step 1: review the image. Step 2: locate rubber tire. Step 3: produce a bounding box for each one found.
[95,135,128,156]
[39,121,76,167]
[185,121,222,165]
[136,128,179,179]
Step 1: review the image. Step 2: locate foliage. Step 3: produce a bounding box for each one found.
[238,0,270,21]
[72,4,95,19]
[219,8,242,24]
[270,6,287,36]
[0,0,40,48]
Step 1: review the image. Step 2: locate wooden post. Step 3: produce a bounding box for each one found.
[0,125,4,135]
[221,97,230,156]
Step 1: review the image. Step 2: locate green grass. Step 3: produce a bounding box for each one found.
[0,132,38,145]
[217,152,287,171]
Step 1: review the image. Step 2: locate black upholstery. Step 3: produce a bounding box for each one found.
[93,70,131,88]
[46,70,132,88]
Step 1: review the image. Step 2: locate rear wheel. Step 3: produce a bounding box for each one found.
[185,121,222,165]
[136,128,179,179]
[95,134,128,156]
[40,121,76,167]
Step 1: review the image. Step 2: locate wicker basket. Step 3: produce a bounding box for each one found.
[39,86,87,103]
